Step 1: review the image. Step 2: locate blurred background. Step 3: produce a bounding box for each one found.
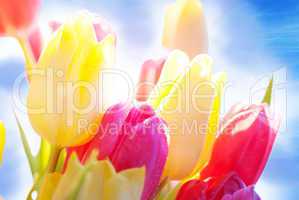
[0,0,298,199]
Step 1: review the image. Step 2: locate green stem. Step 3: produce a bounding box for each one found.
[47,146,62,173]
[15,34,36,81]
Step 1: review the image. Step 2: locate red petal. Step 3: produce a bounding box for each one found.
[201,104,278,185]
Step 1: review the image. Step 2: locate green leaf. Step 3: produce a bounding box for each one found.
[262,77,273,105]
[13,110,36,175]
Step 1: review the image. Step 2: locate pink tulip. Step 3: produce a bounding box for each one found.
[49,16,115,42]
[136,58,165,101]
[66,103,168,200]
[0,0,40,35]
[200,103,279,185]
[176,172,260,200]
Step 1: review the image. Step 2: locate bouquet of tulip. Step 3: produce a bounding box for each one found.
[0,0,279,199]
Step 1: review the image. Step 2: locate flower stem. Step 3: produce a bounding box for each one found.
[15,34,36,81]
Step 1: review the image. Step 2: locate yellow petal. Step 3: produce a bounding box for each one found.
[27,13,113,146]
[162,0,208,58]
[101,167,145,200]
[148,50,189,109]
[48,152,145,200]
[0,121,5,164]
[161,55,216,180]
[52,154,85,200]
[38,173,62,200]
[189,72,226,177]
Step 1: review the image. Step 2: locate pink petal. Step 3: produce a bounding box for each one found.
[136,58,165,101]
[49,17,116,42]
[110,104,168,200]
[82,102,131,161]
[28,27,42,61]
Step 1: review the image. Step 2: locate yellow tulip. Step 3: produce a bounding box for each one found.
[148,50,225,180]
[27,13,116,147]
[0,121,5,164]
[162,0,208,58]
[38,153,145,200]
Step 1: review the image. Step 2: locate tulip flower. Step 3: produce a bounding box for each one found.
[136,58,165,101]
[0,0,39,35]
[65,103,168,200]
[147,50,225,180]
[27,13,116,146]
[0,121,5,164]
[49,15,115,43]
[38,153,145,200]
[176,172,261,200]
[162,0,208,58]
[200,103,279,185]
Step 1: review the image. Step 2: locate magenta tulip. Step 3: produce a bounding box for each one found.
[66,103,168,200]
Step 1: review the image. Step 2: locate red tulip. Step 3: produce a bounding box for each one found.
[136,58,165,101]
[0,0,40,35]
[200,103,279,185]
[176,172,260,200]
[66,103,168,200]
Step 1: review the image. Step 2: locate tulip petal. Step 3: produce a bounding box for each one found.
[221,186,261,200]
[136,58,165,101]
[201,104,278,185]
[0,0,40,35]
[28,27,43,62]
[38,173,62,200]
[161,55,215,180]
[148,50,189,109]
[110,105,168,200]
[83,102,131,160]
[28,13,115,147]
[0,121,5,164]
[190,72,226,176]
[47,153,145,200]
[162,0,208,57]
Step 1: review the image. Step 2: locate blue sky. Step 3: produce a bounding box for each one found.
[0,0,298,199]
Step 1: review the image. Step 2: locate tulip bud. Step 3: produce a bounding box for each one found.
[0,0,40,35]
[200,104,279,185]
[162,0,208,58]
